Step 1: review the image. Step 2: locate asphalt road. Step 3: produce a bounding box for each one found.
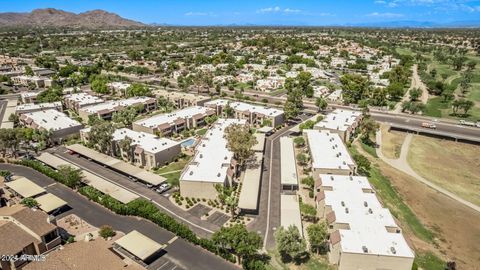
[0,163,238,270]
[0,99,7,124]
[50,146,221,238]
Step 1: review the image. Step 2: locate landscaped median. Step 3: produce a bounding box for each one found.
[13,159,237,264]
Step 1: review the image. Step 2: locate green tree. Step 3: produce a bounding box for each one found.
[21,197,38,208]
[409,88,422,101]
[57,165,83,189]
[118,137,133,162]
[223,102,235,118]
[24,66,34,76]
[88,120,115,155]
[212,224,262,265]
[359,117,379,145]
[353,154,371,176]
[296,153,308,166]
[340,74,371,104]
[315,97,328,111]
[91,76,109,94]
[126,83,152,97]
[306,222,328,254]
[275,225,307,263]
[293,137,305,147]
[300,202,317,222]
[284,88,303,120]
[224,124,257,167]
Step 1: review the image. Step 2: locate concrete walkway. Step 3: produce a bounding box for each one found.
[376,130,480,213]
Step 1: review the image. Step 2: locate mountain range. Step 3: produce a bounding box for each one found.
[0,8,145,29]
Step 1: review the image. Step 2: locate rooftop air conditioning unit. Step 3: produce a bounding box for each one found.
[368,208,373,214]
[390,247,396,254]
[362,246,368,253]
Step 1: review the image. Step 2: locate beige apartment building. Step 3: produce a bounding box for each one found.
[19,109,83,142]
[78,97,156,122]
[204,99,285,127]
[0,206,62,270]
[314,109,363,142]
[133,106,215,136]
[315,174,414,270]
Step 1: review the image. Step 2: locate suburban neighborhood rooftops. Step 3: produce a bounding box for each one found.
[81,97,153,114]
[5,177,46,198]
[134,106,214,129]
[305,129,355,170]
[0,205,57,237]
[320,174,414,258]
[112,128,181,154]
[314,109,362,132]
[205,99,284,117]
[181,118,247,183]
[20,109,82,131]
[154,89,210,102]
[280,137,298,186]
[0,221,38,255]
[115,230,164,261]
[35,193,67,213]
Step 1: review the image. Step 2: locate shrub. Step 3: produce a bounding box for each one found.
[99,225,116,239]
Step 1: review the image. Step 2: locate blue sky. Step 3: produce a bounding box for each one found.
[1,0,480,25]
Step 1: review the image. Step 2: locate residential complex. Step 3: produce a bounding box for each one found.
[304,129,356,176]
[280,137,298,192]
[314,109,363,142]
[133,106,215,135]
[315,174,415,270]
[19,109,83,141]
[15,102,63,114]
[154,89,211,108]
[179,119,246,199]
[78,96,156,122]
[63,92,104,112]
[205,99,285,127]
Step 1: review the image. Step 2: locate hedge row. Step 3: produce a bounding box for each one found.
[16,160,236,264]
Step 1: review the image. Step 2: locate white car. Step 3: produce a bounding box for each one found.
[156,183,171,193]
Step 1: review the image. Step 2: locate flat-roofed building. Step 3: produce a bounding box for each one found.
[280,194,303,237]
[179,119,247,199]
[110,128,181,170]
[154,89,211,108]
[15,102,63,114]
[238,153,263,213]
[63,92,104,112]
[205,99,284,127]
[11,75,46,88]
[0,205,62,270]
[19,109,83,142]
[315,174,414,270]
[34,193,67,214]
[304,129,356,176]
[280,137,298,192]
[114,230,165,264]
[133,106,215,136]
[107,81,131,96]
[78,97,156,122]
[314,109,363,142]
[20,92,40,103]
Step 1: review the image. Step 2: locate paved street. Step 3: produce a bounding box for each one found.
[0,164,238,270]
[50,146,221,238]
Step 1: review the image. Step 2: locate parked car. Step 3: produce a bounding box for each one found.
[156,183,171,193]
[421,122,436,129]
[459,120,476,126]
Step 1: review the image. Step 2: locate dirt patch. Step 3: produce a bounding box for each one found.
[380,125,407,159]
[357,142,480,269]
[407,136,480,206]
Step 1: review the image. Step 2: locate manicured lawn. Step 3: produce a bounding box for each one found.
[424,97,448,118]
[408,135,480,206]
[155,157,191,175]
[196,128,207,136]
[360,141,378,158]
[163,171,181,186]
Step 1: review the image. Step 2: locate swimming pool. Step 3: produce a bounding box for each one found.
[181,138,196,148]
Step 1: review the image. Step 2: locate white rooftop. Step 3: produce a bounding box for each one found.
[134,106,213,129]
[280,137,298,186]
[314,109,362,132]
[305,130,355,171]
[112,128,180,154]
[64,92,104,106]
[23,109,82,131]
[81,97,151,114]
[280,194,303,237]
[181,118,247,183]
[16,102,62,112]
[20,92,40,98]
[320,174,414,258]
[205,99,284,117]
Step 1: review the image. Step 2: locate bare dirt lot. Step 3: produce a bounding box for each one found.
[407,136,480,206]
[357,142,480,269]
